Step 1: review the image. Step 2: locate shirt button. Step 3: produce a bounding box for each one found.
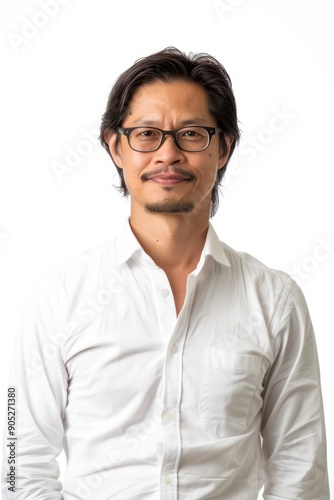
[170,344,178,353]
[160,288,169,297]
[165,411,174,421]
[163,475,172,485]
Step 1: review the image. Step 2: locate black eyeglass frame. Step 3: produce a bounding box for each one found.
[116,126,223,152]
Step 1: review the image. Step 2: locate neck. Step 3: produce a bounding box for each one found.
[129,209,210,273]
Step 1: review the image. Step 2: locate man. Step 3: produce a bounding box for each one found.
[2,47,329,499]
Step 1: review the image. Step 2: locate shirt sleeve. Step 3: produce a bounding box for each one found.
[1,271,68,499]
[261,279,330,499]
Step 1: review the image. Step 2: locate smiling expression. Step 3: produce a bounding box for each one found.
[106,80,232,216]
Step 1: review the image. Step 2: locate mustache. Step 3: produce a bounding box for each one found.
[141,166,196,181]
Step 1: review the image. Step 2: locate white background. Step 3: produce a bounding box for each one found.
[1,0,333,497]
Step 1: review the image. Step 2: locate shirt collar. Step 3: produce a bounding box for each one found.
[203,223,231,267]
[113,218,230,268]
[113,218,146,266]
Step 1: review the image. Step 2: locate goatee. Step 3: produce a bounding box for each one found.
[145,200,194,214]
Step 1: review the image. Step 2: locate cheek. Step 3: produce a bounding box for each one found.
[205,153,222,182]
[197,151,220,174]
[120,150,145,172]
[194,167,219,195]
[120,153,149,189]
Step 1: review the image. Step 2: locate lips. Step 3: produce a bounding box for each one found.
[141,168,195,184]
[148,174,191,185]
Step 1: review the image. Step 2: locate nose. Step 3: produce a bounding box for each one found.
[154,134,184,164]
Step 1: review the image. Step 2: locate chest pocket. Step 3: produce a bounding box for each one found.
[198,347,264,438]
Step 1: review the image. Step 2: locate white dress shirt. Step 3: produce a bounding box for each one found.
[2,220,329,499]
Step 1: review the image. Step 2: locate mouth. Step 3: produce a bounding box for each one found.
[141,168,195,185]
[148,174,192,185]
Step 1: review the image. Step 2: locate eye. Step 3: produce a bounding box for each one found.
[182,130,200,137]
[135,128,160,139]
[179,128,206,140]
[141,130,155,137]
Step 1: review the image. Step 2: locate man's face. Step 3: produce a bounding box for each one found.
[106,80,231,217]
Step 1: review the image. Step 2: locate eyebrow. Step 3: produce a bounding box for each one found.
[131,118,209,127]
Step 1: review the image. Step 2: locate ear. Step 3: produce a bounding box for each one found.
[218,135,234,170]
[104,129,124,169]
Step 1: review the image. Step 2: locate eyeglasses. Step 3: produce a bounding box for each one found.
[116,126,223,152]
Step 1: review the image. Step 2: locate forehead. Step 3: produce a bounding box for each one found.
[127,80,212,120]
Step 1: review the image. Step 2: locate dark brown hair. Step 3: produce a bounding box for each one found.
[99,47,240,217]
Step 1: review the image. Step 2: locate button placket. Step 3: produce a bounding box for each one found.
[151,268,176,338]
[159,271,198,498]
